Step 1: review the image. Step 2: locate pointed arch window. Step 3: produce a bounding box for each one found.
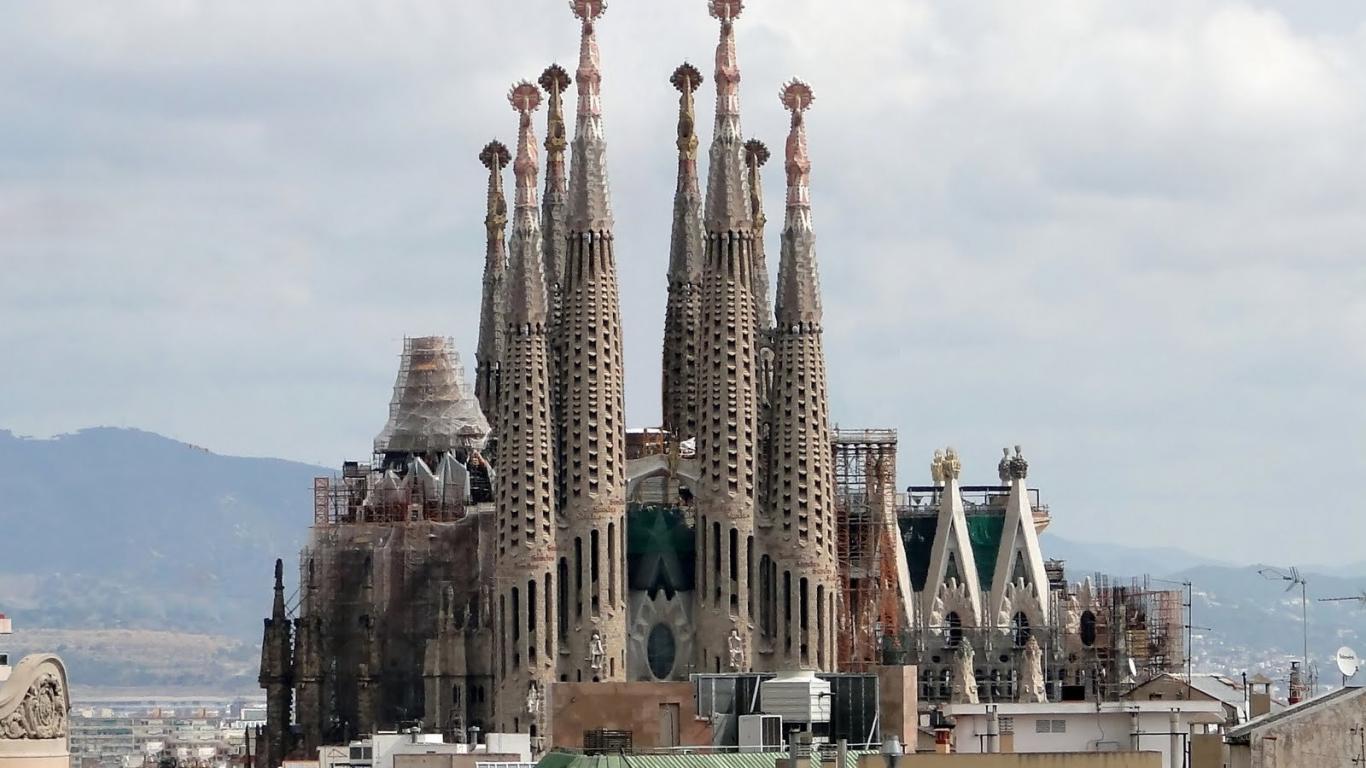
[1011,611,1030,648]
[1080,610,1097,647]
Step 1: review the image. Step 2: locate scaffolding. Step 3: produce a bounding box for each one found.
[832,429,902,672]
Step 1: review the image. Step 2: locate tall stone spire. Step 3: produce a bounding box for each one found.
[258,559,293,767]
[694,0,759,673]
[764,80,838,671]
[494,81,558,735]
[558,0,628,683]
[476,141,511,430]
[661,62,705,441]
[540,63,572,433]
[745,139,772,330]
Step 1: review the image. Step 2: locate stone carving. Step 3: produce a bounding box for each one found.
[951,640,979,704]
[727,628,745,671]
[1019,636,1047,703]
[1008,445,1028,480]
[526,682,542,716]
[588,630,606,672]
[0,656,69,741]
[941,447,962,481]
[930,449,944,486]
[997,448,1011,483]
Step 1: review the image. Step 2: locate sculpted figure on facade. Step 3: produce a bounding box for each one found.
[727,628,745,671]
[997,448,1011,483]
[941,447,962,481]
[1018,635,1047,703]
[588,630,606,672]
[951,640,979,704]
[1008,445,1028,480]
[930,449,945,486]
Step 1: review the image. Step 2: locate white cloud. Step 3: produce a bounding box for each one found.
[1,0,1364,564]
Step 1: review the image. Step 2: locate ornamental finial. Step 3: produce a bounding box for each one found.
[780,79,814,208]
[744,138,770,168]
[539,63,571,165]
[509,82,542,207]
[709,0,743,21]
[672,63,703,161]
[571,1,605,117]
[571,0,607,22]
[711,0,742,118]
[479,140,511,171]
[479,140,511,234]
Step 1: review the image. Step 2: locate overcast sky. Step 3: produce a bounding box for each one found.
[2,0,1364,565]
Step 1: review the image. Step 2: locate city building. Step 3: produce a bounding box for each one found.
[1225,684,1366,768]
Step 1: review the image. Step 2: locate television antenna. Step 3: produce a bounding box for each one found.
[1318,590,1366,608]
[1259,566,1311,696]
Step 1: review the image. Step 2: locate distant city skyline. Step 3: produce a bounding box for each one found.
[2,0,1364,565]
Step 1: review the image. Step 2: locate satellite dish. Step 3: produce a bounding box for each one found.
[1335,647,1359,679]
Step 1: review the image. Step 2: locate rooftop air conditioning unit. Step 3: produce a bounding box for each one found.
[738,714,783,753]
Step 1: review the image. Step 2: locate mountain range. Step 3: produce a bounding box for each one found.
[0,427,1362,692]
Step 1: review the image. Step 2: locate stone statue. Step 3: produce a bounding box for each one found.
[1008,445,1028,480]
[942,447,962,481]
[588,630,606,672]
[1064,594,1081,636]
[930,449,944,486]
[526,682,541,716]
[1018,636,1046,703]
[951,640,979,704]
[727,628,744,671]
[997,448,1011,483]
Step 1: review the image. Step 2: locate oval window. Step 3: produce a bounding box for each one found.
[647,623,677,680]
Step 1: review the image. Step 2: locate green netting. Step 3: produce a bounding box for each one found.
[626,504,695,593]
[627,504,694,556]
[966,512,1005,592]
[898,515,938,592]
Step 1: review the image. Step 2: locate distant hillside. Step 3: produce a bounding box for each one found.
[1,427,1362,691]
[0,428,323,689]
[1046,533,1366,684]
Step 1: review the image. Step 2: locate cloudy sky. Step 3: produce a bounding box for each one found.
[2,0,1364,565]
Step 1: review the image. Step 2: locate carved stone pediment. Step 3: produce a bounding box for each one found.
[0,655,70,741]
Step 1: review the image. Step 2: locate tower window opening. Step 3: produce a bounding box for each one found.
[783,570,793,655]
[816,584,825,669]
[729,528,739,617]
[746,535,754,620]
[799,577,810,665]
[558,558,569,643]
[575,537,584,619]
[713,521,722,606]
[945,611,962,649]
[1080,610,1097,647]
[591,529,600,616]
[1011,611,1030,648]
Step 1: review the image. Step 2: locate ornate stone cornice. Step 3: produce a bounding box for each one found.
[0,655,69,741]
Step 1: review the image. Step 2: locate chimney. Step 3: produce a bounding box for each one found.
[930,710,955,755]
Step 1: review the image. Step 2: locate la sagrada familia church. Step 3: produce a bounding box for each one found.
[258,1,1184,763]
